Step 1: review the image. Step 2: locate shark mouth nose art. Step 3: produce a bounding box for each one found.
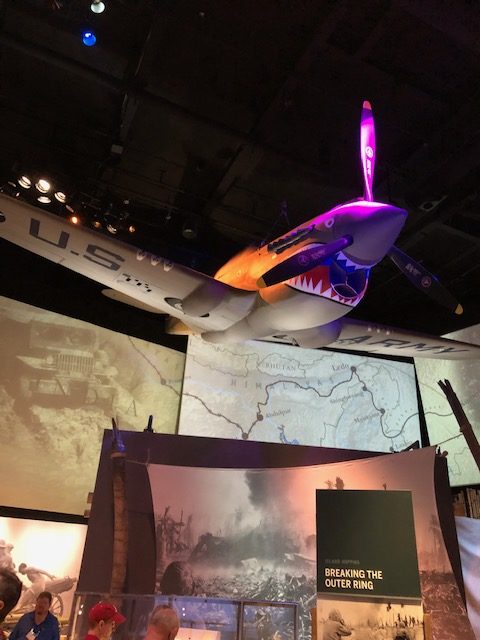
[287,252,369,307]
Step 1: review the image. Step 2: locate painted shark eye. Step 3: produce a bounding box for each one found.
[324,217,334,228]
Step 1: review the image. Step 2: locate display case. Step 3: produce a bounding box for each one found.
[69,593,298,640]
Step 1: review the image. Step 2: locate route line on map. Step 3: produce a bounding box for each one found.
[245,367,382,440]
[127,335,181,396]
[182,392,245,432]
[184,365,414,442]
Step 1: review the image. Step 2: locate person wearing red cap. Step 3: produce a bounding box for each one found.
[84,602,126,640]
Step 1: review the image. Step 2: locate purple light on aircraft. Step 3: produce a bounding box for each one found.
[360,100,376,202]
[309,200,407,266]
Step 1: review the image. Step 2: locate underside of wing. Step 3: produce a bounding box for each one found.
[323,318,480,359]
[259,318,480,360]
[0,194,256,333]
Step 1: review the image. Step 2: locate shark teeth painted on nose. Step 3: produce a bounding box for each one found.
[287,266,362,307]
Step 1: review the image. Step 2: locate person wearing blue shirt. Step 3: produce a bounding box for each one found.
[8,592,59,640]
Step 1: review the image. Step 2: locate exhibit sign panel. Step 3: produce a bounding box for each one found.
[316,490,421,600]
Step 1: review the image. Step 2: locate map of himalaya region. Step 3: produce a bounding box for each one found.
[178,336,421,452]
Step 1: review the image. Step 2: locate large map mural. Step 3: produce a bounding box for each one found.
[179,336,421,452]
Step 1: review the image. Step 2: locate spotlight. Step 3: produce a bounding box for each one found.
[127,224,136,234]
[90,0,105,12]
[69,214,81,225]
[82,31,97,47]
[37,195,52,204]
[54,191,67,203]
[35,178,51,193]
[18,175,32,189]
[91,217,103,229]
[106,219,118,234]
[182,216,199,240]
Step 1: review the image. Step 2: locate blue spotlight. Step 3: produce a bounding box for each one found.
[82,30,97,46]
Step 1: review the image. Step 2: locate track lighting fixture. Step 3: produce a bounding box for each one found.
[90,0,105,13]
[18,175,32,189]
[35,178,51,194]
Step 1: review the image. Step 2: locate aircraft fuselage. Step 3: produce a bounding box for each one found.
[0,193,407,344]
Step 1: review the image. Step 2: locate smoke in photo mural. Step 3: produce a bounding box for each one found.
[147,448,475,640]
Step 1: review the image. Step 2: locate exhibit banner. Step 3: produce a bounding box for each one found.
[316,490,421,600]
[146,447,475,640]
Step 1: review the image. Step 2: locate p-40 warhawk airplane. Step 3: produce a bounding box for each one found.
[1,102,479,359]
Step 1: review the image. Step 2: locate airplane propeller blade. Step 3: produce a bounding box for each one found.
[360,100,376,202]
[388,245,463,315]
[257,235,353,288]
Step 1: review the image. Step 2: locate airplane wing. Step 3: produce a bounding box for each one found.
[0,193,256,332]
[267,317,480,360]
[2,194,480,360]
[333,318,480,359]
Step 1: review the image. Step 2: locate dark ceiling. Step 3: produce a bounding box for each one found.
[1,0,480,348]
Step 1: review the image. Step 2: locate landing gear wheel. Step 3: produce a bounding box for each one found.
[51,595,64,617]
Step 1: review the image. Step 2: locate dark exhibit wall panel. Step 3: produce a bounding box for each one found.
[316,490,421,600]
